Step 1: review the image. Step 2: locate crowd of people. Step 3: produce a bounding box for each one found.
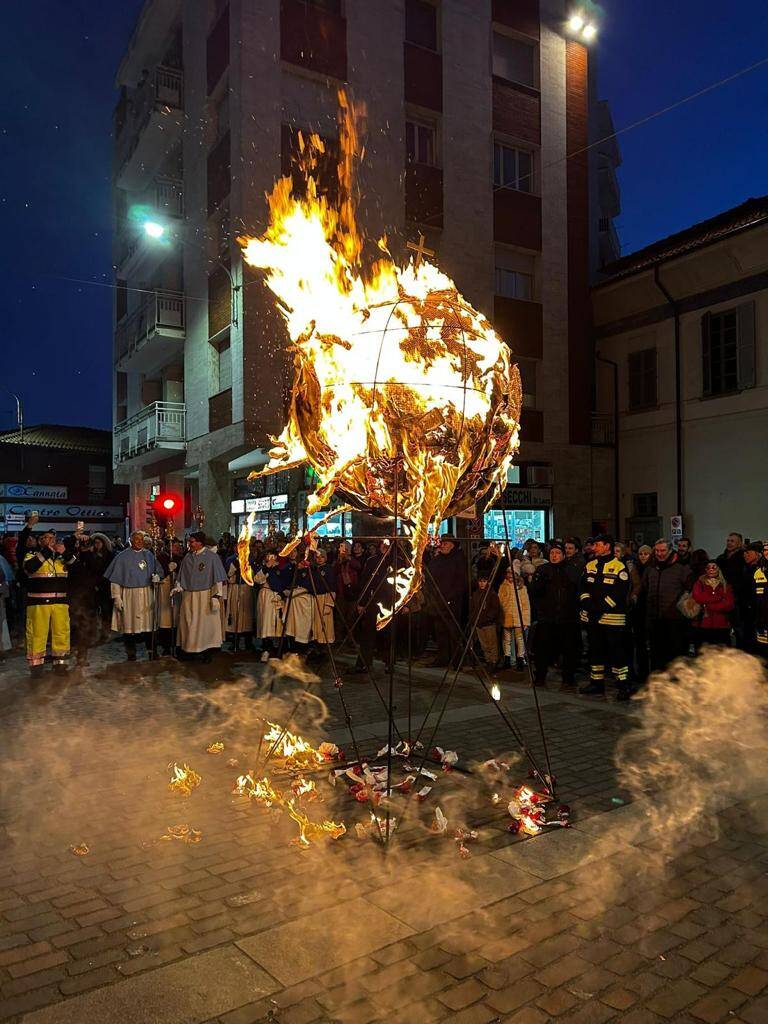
[1,512,766,700]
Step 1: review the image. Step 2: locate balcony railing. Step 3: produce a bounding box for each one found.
[115,290,185,368]
[114,401,186,466]
[115,65,184,184]
[591,413,616,446]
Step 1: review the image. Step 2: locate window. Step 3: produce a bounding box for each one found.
[516,358,537,407]
[88,465,107,501]
[483,509,546,545]
[493,142,532,193]
[492,32,536,88]
[215,335,232,394]
[406,118,437,166]
[702,303,756,396]
[627,348,657,410]
[495,267,533,300]
[405,0,437,50]
[215,92,229,140]
[633,493,658,517]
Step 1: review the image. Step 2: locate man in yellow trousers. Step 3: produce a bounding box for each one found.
[24,530,76,677]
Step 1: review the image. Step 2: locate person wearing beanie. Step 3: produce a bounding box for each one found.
[528,542,581,689]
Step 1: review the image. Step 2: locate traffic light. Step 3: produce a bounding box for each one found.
[152,492,181,517]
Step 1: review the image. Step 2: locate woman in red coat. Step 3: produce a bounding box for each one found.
[692,561,734,650]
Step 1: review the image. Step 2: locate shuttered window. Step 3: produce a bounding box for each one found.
[628,348,657,410]
[702,302,756,396]
[405,0,438,50]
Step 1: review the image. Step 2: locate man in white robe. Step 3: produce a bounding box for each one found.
[174,532,227,662]
[104,532,163,661]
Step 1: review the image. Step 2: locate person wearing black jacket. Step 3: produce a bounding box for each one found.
[529,542,581,689]
[351,539,393,674]
[641,539,690,671]
[425,533,468,667]
[579,534,632,700]
[754,542,768,656]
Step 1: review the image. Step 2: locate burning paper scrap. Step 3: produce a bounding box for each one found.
[70,843,89,856]
[416,785,432,802]
[206,742,225,755]
[431,747,459,770]
[430,806,448,834]
[235,772,345,847]
[506,783,569,836]
[491,684,501,701]
[262,723,338,773]
[160,825,203,844]
[168,763,202,797]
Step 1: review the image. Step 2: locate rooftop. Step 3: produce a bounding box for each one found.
[0,424,112,456]
[597,195,768,285]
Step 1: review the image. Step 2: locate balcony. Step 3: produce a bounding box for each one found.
[116,176,184,270]
[115,66,184,191]
[114,401,186,468]
[591,413,616,446]
[115,290,185,376]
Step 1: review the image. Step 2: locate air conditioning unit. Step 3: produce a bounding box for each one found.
[527,465,553,487]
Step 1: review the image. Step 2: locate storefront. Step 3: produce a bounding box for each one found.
[482,486,553,546]
[0,485,126,537]
[231,494,292,539]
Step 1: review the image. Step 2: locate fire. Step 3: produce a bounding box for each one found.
[234,772,344,847]
[239,90,521,626]
[168,763,201,797]
[262,722,325,771]
[237,511,256,586]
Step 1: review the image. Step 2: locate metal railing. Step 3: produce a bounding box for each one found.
[115,290,185,364]
[115,65,184,173]
[591,413,616,446]
[114,401,186,464]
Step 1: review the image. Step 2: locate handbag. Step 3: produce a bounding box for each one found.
[677,591,701,620]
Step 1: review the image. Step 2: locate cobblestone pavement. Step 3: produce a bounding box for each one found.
[0,641,767,1023]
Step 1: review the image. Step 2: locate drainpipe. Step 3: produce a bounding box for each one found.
[653,265,683,519]
[595,353,619,535]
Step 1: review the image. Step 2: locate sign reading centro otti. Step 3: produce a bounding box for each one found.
[1,502,124,519]
[0,483,68,500]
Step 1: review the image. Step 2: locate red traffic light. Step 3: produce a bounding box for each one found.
[154,492,181,515]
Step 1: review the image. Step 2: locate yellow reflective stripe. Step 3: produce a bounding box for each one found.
[605,596,616,608]
[599,614,626,626]
[580,593,590,601]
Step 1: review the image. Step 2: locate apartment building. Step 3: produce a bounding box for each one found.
[112,0,619,544]
[592,196,768,552]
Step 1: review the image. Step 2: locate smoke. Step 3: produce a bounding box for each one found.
[615,647,768,860]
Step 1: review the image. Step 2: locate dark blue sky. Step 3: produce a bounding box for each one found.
[1,1,766,431]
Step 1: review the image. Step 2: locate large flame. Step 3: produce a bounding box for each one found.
[239,90,521,624]
[234,772,345,848]
[237,511,256,586]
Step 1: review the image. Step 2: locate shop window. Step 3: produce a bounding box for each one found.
[483,508,546,545]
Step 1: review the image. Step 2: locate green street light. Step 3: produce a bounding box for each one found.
[143,220,166,239]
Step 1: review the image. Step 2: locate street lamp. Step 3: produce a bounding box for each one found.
[143,220,166,239]
[1,387,24,475]
[141,220,240,328]
[567,10,598,41]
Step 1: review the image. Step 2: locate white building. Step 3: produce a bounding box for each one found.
[112,0,619,544]
[592,196,768,553]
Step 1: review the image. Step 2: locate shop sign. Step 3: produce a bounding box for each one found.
[0,502,124,519]
[503,486,552,508]
[270,493,288,510]
[670,515,683,541]
[0,483,68,499]
[246,497,270,512]
[231,499,245,514]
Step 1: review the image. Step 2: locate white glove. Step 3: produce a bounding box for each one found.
[113,597,124,612]
[151,574,161,584]
[171,583,182,596]
[211,594,222,612]
[168,561,177,572]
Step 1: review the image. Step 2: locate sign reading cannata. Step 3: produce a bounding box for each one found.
[0,483,68,500]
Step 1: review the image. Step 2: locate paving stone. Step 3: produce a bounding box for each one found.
[23,947,278,1024]
[443,953,489,979]
[688,987,748,1023]
[492,827,629,880]
[600,984,638,1010]
[647,979,707,1018]
[729,965,768,995]
[0,940,53,967]
[435,977,487,1010]
[486,977,545,1013]
[237,897,412,985]
[689,961,732,987]
[366,855,537,929]
[6,950,69,979]
[536,986,580,1015]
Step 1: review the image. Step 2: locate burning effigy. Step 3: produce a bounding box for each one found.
[239,90,521,625]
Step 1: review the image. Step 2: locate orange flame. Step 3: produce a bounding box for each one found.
[239,90,521,626]
[168,763,201,797]
[234,772,344,847]
[237,512,256,586]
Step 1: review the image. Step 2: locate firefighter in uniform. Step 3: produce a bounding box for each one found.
[579,534,632,701]
[753,541,768,655]
[24,530,76,677]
